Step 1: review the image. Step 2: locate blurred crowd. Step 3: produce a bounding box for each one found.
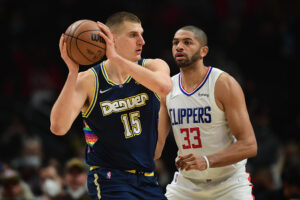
[1,0,299,199]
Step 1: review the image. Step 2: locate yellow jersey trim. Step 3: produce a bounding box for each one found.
[101,61,132,86]
[89,166,154,176]
[82,68,99,118]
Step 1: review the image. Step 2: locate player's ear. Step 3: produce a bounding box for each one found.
[200,46,209,58]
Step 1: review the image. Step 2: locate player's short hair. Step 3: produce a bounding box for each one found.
[106,11,141,33]
[179,26,208,47]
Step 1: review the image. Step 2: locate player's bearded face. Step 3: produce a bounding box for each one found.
[175,47,201,68]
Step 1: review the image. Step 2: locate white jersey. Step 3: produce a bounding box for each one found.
[166,67,247,181]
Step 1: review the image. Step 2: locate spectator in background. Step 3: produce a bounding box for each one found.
[0,115,29,164]
[11,138,43,196]
[0,168,34,200]
[247,106,282,196]
[37,165,64,200]
[62,158,89,200]
[262,162,300,200]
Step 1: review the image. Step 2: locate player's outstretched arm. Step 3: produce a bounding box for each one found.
[50,35,91,136]
[154,97,171,160]
[177,73,257,171]
[97,21,172,97]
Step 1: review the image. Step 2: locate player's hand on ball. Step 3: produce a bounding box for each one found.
[59,34,79,72]
[96,21,118,60]
[176,154,208,171]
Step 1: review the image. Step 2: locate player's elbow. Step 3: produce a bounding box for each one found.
[247,140,258,158]
[50,122,68,136]
[251,142,258,157]
[159,79,172,97]
[154,152,162,160]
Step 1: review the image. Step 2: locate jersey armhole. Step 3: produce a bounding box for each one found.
[82,68,99,118]
[142,58,160,101]
[211,71,225,114]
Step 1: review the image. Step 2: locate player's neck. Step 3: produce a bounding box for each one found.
[180,64,209,92]
[104,60,130,84]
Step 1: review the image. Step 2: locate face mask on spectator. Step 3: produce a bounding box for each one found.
[67,185,87,199]
[42,179,61,197]
[22,155,41,169]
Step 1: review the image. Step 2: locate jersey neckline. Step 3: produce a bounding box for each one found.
[179,66,212,96]
[100,61,132,86]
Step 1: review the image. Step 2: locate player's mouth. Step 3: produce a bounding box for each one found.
[175,52,186,61]
[136,48,142,55]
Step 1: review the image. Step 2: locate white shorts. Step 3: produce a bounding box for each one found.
[165,169,254,200]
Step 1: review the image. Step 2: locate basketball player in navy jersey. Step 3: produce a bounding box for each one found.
[50,12,171,200]
[155,26,257,200]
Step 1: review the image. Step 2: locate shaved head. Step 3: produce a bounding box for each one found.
[106,11,141,33]
[178,26,207,47]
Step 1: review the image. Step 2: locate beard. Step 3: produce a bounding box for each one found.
[175,48,201,68]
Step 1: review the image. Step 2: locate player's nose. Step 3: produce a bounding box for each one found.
[137,35,145,46]
[176,43,184,52]
[175,43,183,52]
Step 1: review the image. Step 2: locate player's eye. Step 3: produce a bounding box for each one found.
[184,41,191,45]
[130,33,138,38]
[172,41,179,45]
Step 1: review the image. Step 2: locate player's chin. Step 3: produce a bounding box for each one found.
[134,54,142,61]
[175,60,185,66]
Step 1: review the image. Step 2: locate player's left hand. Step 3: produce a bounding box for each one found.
[176,153,208,171]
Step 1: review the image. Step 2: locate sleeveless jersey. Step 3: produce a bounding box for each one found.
[166,67,247,181]
[82,59,160,171]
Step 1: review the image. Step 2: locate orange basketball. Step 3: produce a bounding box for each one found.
[64,20,106,66]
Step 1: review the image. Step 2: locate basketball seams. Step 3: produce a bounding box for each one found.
[68,20,89,62]
[76,40,96,63]
[64,20,106,65]
[76,29,106,49]
[64,33,105,50]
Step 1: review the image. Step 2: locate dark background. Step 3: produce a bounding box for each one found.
[0,0,299,199]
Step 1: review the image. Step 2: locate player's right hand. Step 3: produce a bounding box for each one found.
[176,154,208,171]
[59,34,79,73]
[96,21,119,61]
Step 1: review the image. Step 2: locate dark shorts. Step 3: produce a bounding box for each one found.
[87,167,167,200]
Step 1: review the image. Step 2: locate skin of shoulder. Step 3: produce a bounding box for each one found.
[144,58,170,73]
[76,69,96,113]
[214,72,243,112]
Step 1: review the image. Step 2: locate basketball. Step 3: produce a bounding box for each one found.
[64,20,106,66]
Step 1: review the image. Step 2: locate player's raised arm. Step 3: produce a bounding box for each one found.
[97,21,172,97]
[50,35,92,136]
[154,96,171,160]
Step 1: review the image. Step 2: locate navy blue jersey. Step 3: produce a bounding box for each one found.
[82,59,160,171]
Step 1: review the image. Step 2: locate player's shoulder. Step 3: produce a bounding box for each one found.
[76,67,96,87]
[215,71,243,103]
[171,72,180,80]
[78,68,95,78]
[217,72,239,89]
[143,58,169,68]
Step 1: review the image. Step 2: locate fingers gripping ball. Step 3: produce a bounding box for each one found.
[64,20,106,65]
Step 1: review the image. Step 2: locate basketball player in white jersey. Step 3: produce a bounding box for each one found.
[155,26,258,200]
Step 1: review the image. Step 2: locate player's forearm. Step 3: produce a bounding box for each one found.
[154,139,166,160]
[207,138,257,168]
[50,72,78,135]
[154,130,170,160]
[155,114,171,160]
[112,56,172,97]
